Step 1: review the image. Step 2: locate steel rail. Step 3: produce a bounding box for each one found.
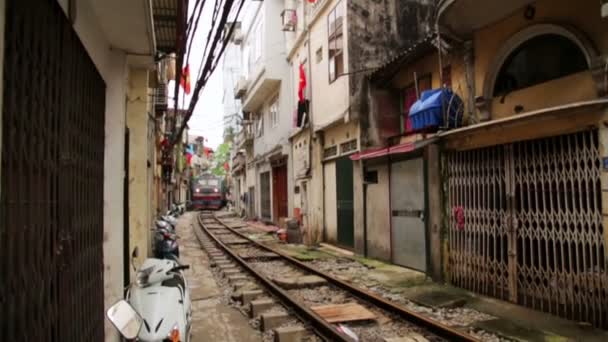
[195,214,352,342]
[212,214,479,342]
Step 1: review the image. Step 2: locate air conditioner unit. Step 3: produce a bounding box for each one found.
[157,59,168,84]
[154,83,168,116]
[225,21,243,45]
[281,9,297,32]
[232,31,244,45]
[234,76,249,99]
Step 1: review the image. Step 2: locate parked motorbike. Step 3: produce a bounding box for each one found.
[153,220,179,259]
[161,214,178,228]
[106,257,192,342]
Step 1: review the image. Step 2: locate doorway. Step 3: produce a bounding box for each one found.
[1,0,106,339]
[447,129,606,328]
[272,163,288,221]
[336,157,354,248]
[390,157,427,271]
[260,171,271,219]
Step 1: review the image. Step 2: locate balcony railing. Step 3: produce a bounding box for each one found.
[236,124,254,147]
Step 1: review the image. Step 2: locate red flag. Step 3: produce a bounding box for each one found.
[298,63,306,102]
[223,162,230,171]
[180,65,191,94]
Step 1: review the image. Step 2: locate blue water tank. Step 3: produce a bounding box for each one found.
[409,88,463,131]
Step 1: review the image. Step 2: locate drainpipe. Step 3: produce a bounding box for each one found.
[362,160,368,257]
[0,0,5,200]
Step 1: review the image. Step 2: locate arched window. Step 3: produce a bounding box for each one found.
[493,34,588,96]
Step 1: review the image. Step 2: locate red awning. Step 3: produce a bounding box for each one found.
[350,140,432,161]
[388,142,415,155]
[350,146,387,161]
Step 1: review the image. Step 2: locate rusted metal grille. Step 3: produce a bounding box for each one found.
[1,0,106,341]
[447,129,607,327]
[447,145,511,301]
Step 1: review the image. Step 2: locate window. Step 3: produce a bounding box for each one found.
[328,2,344,82]
[269,97,279,127]
[442,65,452,88]
[340,139,357,154]
[323,146,338,159]
[316,47,323,63]
[493,34,588,96]
[364,170,378,184]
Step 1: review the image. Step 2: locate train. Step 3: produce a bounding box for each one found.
[190,173,226,210]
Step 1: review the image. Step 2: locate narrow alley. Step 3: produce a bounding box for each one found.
[3,0,608,341]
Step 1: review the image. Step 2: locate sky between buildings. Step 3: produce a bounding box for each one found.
[168,0,226,150]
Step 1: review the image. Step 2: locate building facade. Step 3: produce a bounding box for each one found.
[233,0,294,225]
[0,1,184,341]
[348,0,608,329]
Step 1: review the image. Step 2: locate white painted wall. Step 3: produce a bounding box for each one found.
[309,0,350,129]
[223,43,242,134]
[323,161,337,242]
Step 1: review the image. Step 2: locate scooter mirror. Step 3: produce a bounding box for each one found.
[106,300,143,339]
[131,247,139,272]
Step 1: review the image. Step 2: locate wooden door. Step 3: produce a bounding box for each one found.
[272,164,288,220]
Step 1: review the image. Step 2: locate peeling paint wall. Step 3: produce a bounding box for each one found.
[127,68,151,276]
[365,163,391,261]
[348,0,437,141]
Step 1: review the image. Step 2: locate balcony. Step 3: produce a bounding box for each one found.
[236,124,254,148]
[231,153,246,174]
[234,76,249,99]
[437,0,532,36]
[241,67,281,112]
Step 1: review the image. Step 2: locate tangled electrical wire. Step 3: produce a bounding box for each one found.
[170,0,246,147]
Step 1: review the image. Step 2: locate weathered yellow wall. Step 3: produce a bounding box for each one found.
[365,163,391,261]
[490,71,597,118]
[390,51,470,122]
[323,160,337,242]
[474,0,607,117]
[126,68,151,275]
[353,161,364,253]
[322,120,359,149]
[292,130,310,180]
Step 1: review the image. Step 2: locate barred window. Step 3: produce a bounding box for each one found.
[323,146,338,159]
[340,139,357,154]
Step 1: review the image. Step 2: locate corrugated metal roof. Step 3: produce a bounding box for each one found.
[153,0,180,52]
[370,34,437,85]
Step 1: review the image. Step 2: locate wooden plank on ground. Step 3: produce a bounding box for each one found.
[311,303,375,323]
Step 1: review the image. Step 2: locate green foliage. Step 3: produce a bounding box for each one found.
[211,141,231,176]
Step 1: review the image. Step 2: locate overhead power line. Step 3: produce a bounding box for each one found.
[170,0,246,147]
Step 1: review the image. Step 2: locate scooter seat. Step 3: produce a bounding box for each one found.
[161,274,185,289]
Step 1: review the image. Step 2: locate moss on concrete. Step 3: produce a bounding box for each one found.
[473,319,568,342]
[279,244,333,261]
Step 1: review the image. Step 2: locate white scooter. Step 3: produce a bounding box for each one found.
[107,254,192,341]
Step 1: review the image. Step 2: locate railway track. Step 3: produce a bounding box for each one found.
[195,211,479,342]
